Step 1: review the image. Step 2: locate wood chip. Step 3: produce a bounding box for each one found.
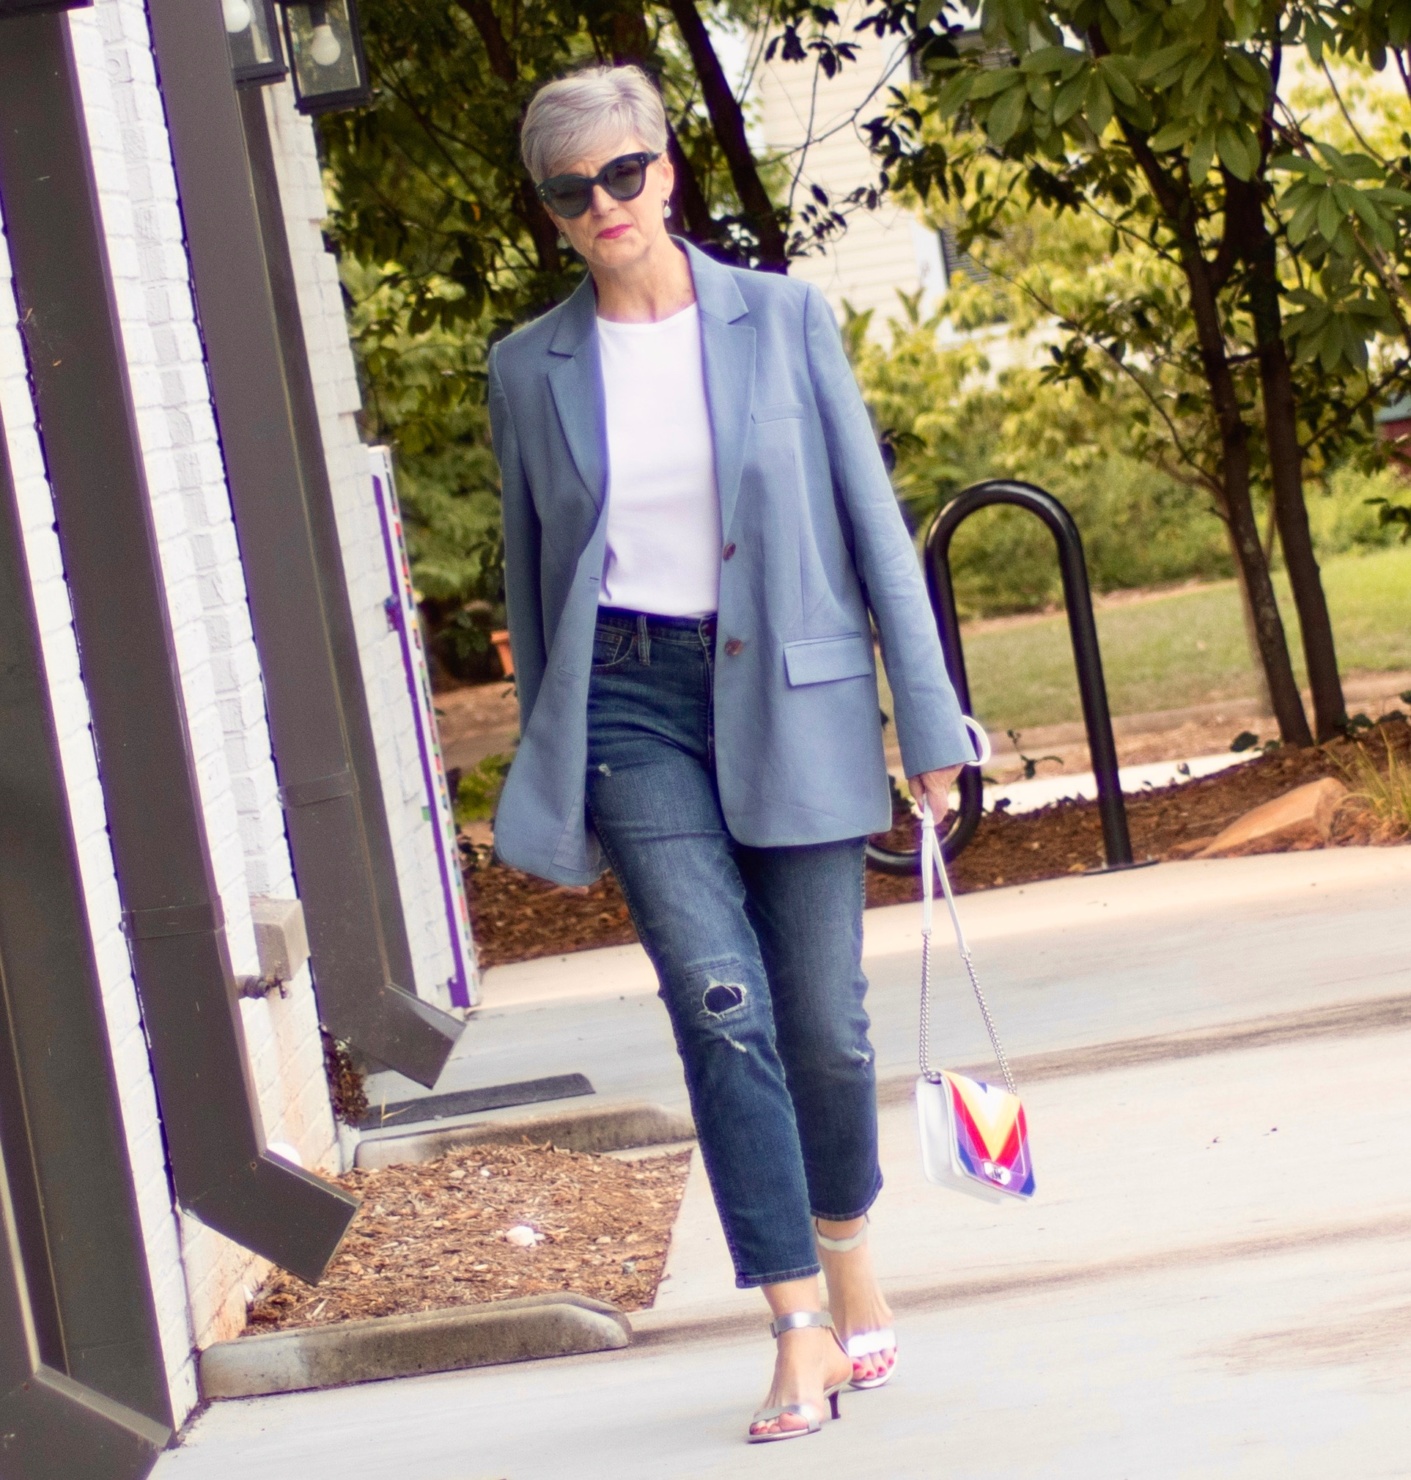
[244,1142,690,1335]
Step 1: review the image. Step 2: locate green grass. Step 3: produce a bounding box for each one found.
[884,546,1411,733]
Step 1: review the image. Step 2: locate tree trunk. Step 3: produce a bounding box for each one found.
[666,125,718,244]
[664,0,789,270]
[1179,256,1311,746]
[1240,195,1347,739]
[1117,126,1312,745]
[455,0,563,277]
[604,0,651,66]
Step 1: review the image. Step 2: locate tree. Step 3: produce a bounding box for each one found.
[867,0,1408,742]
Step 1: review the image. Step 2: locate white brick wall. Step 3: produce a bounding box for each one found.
[68,0,343,1367]
[262,83,476,1011]
[0,194,201,1422]
[0,1,468,1424]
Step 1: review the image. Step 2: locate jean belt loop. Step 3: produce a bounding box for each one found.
[637,612,650,665]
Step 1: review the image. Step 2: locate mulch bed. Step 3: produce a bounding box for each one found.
[465,721,1411,968]
[244,1142,691,1333]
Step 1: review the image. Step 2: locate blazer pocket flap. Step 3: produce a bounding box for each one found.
[753,401,808,423]
[783,633,873,686]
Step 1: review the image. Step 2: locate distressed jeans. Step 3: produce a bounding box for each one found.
[586,607,881,1287]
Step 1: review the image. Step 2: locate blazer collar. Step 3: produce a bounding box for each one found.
[544,240,756,534]
[679,239,749,326]
[544,239,748,354]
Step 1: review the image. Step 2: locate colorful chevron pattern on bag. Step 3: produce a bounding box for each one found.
[942,1071,1035,1200]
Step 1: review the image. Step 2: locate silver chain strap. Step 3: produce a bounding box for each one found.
[920,802,1017,1097]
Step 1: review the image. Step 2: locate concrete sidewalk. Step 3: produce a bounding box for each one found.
[160,848,1411,1477]
[361,848,1411,1127]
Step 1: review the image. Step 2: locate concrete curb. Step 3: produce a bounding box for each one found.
[355,1100,696,1169]
[200,1293,631,1399]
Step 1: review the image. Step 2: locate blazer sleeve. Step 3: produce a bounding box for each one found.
[802,283,976,776]
[488,345,547,729]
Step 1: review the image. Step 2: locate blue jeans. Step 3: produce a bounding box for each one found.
[586,607,881,1288]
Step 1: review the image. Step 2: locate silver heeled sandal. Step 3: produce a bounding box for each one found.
[815,1217,898,1391]
[746,1310,847,1444]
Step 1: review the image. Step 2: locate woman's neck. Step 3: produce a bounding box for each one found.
[593,235,695,323]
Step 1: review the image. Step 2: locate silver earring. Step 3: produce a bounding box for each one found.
[663,200,670,218]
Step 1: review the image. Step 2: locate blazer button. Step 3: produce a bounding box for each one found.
[723,638,744,657]
[722,542,737,560]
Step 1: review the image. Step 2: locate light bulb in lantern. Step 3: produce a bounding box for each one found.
[222,0,253,32]
[310,20,342,65]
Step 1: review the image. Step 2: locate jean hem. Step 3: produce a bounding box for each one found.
[810,1169,884,1226]
[734,1262,822,1290]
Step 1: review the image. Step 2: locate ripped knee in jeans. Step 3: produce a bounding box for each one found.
[702,979,747,1016]
[671,962,756,1053]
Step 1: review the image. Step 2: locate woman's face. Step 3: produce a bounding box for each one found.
[542,134,675,277]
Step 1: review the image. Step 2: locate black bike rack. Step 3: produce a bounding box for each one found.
[916,479,1136,868]
[929,473,1137,864]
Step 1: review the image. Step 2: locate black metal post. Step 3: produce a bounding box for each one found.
[924,480,1135,868]
[0,408,173,1477]
[143,0,462,1086]
[237,87,422,1015]
[0,13,356,1282]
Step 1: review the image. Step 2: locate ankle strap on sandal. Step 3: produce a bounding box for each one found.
[814,1214,869,1254]
[769,1310,836,1339]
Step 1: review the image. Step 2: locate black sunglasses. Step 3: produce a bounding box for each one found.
[536,151,662,219]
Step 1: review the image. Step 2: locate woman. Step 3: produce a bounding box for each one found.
[487,65,973,1442]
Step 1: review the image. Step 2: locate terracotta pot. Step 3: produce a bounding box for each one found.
[490,628,514,679]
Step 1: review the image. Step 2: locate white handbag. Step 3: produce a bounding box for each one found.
[914,731,1036,1204]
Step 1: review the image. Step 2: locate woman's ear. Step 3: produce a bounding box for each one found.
[656,153,676,211]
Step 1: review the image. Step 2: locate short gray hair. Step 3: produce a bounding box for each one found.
[521,65,668,183]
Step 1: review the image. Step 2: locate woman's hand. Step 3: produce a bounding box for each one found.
[908,765,964,825]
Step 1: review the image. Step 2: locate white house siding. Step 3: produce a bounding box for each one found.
[263,84,476,1011]
[756,9,943,337]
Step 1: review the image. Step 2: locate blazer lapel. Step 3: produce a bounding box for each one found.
[546,276,606,517]
[686,243,755,540]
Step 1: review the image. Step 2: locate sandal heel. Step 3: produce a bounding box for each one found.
[746,1310,849,1444]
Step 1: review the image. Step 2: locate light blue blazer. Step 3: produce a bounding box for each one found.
[486,240,973,886]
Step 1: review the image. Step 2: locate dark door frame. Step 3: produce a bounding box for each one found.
[144,0,464,1087]
[0,13,357,1285]
[236,85,433,1013]
[0,384,171,1480]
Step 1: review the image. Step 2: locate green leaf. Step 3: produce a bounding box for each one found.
[936,70,975,116]
[987,82,1028,145]
[1347,188,1395,251]
[1021,44,1077,74]
[1097,55,1138,106]
[1149,119,1194,152]
[1316,187,1342,244]
[1269,153,1322,178]
[970,68,1024,100]
[1287,191,1323,245]
[1189,128,1216,185]
[1216,122,1257,182]
[1086,73,1113,136]
[1053,69,1089,125]
[1138,42,1190,82]
[916,0,946,27]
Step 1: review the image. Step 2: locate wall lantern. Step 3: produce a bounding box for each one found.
[276,0,371,115]
[223,0,287,87]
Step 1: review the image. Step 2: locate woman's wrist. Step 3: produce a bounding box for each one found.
[907,765,964,819]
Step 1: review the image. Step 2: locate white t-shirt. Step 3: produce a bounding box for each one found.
[596,304,722,618]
